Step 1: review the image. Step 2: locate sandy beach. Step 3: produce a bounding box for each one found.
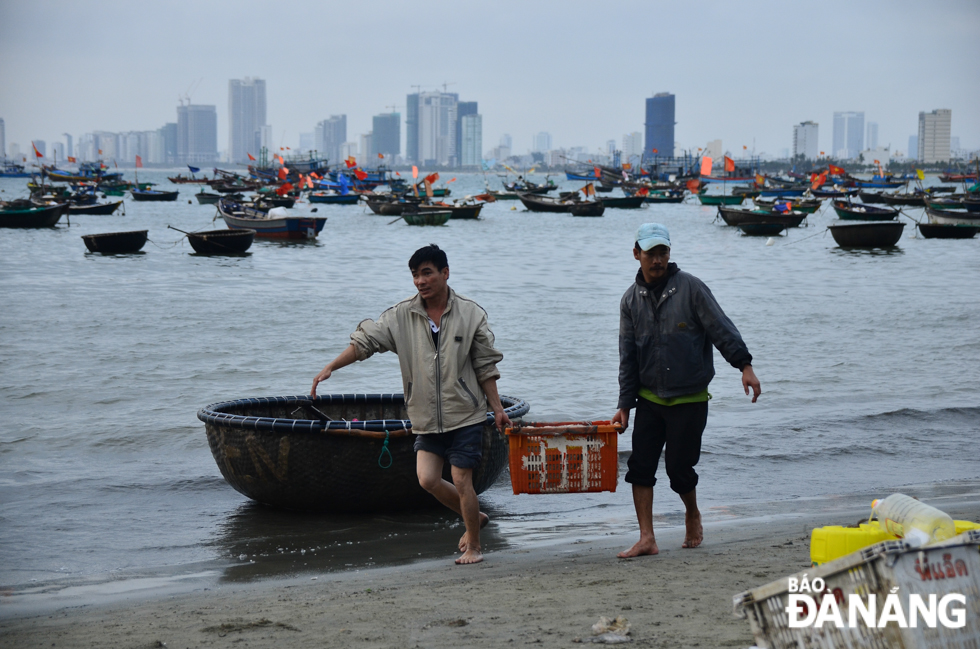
[3,498,976,648]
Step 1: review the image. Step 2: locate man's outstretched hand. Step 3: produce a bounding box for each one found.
[742,365,761,403]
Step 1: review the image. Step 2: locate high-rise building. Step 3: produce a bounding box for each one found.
[793,121,819,160]
[315,115,346,164]
[159,123,177,165]
[418,91,457,166]
[499,133,512,150]
[406,94,419,163]
[606,140,617,155]
[299,132,314,153]
[832,111,864,159]
[917,109,951,163]
[228,78,267,163]
[373,112,400,157]
[455,101,478,165]
[533,132,552,153]
[622,132,643,158]
[907,136,918,160]
[705,139,722,162]
[51,142,65,162]
[359,132,373,162]
[866,121,878,150]
[460,114,482,167]
[644,92,675,158]
[63,133,72,158]
[1,118,6,157]
[177,104,218,164]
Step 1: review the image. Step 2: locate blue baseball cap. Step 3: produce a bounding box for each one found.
[636,223,671,251]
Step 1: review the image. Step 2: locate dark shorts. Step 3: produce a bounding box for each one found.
[625,398,708,494]
[413,423,484,469]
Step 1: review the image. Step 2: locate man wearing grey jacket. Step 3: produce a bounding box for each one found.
[614,223,761,558]
[311,244,509,565]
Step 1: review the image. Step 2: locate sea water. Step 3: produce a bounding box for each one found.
[1,172,978,600]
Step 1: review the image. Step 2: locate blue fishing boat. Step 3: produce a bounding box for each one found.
[0,161,32,178]
[217,198,326,239]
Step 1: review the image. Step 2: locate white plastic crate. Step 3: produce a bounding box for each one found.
[733,530,980,649]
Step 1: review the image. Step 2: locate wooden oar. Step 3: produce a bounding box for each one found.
[387,214,405,225]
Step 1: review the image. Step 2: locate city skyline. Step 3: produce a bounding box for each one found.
[1,0,978,161]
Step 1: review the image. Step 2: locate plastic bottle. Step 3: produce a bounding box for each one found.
[871,493,956,547]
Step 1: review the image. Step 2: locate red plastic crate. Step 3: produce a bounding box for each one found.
[504,421,621,494]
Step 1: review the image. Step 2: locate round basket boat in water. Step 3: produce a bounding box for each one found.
[197,393,530,512]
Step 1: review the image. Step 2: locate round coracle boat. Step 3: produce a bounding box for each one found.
[197,393,530,512]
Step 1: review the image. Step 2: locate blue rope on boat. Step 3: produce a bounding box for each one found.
[378,430,393,469]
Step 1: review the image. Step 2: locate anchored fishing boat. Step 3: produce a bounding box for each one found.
[197,393,529,512]
[217,198,326,239]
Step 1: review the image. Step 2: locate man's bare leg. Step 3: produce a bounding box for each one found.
[680,488,703,548]
[451,465,483,564]
[416,452,485,562]
[618,484,659,558]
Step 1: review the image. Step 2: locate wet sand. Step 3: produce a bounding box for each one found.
[4,499,976,648]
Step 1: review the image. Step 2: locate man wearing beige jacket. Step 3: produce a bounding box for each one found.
[311,244,510,565]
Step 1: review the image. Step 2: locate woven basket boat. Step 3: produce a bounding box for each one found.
[197,393,530,512]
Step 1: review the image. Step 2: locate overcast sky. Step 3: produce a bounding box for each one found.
[2,0,978,159]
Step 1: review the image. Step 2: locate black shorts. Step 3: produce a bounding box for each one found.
[413,423,484,469]
[624,398,708,494]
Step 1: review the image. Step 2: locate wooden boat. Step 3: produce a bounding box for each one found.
[196,393,529,512]
[597,195,644,209]
[738,222,786,236]
[756,187,807,197]
[732,187,762,198]
[0,161,31,178]
[196,190,240,205]
[569,201,605,217]
[518,193,571,213]
[254,196,297,209]
[877,192,925,207]
[486,190,519,200]
[217,199,327,239]
[308,192,359,205]
[938,172,978,183]
[167,174,209,184]
[417,202,483,220]
[81,230,148,253]
[717,206,806,228]
[858,191,888,204]
[644,193,685,204]
[916,223,978,239]
[402,210,452,226]
[0,201,65,228]
[925,206,980,226]
[831,200,899,221]
[753,197,822,214]
[698,194,744,206]
[503,178,555,194]
[187,229,256,254]
[131,188,179,202]
[365,198,412,216]
[810,186,860,198]
[68,200,124,215]
[828,221,904,248]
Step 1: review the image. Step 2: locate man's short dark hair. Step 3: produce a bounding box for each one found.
[409,244,448,272]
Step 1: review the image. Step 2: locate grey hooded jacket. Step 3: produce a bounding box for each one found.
[618,265,752,410]
[350,287,503,435]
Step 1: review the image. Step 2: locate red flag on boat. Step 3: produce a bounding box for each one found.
[278,166,288,180]
[594,166,601,178]
[377,153,384,159]
[811,172,827,190]
[829,165,844,175]
[278,155,285,165]
[425,172,439,184]
[307,176,313,189]
[637,187,650,197]
[411,166,418,179]
[247,152,256,161]
[581,183,595,197]
[67,156,76,163]
[652,148,658,153]
[32,142,43,158]
[354,169,368,181]
[686,179,701,193]
[286,147,290,150]
[756,174,766,186]
[700,157,713,177]
[135,155,143,168]
[309,172,320,179]
[724,156,735,172]
[276,182,294,196]
[622,162,632,170]
[98,149,103,155]
[395,171,401,176]
[447,177,456,183]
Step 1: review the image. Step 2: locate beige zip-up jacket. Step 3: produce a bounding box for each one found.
[349,287,503,435]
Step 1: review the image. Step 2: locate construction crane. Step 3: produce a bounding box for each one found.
[441,81,456,93]
[178,78,203,106]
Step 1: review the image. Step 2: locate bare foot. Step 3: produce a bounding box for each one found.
[458,512,490,551]
[617,537,659,558]
[682,511,703,548]
[455,548,484,565]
